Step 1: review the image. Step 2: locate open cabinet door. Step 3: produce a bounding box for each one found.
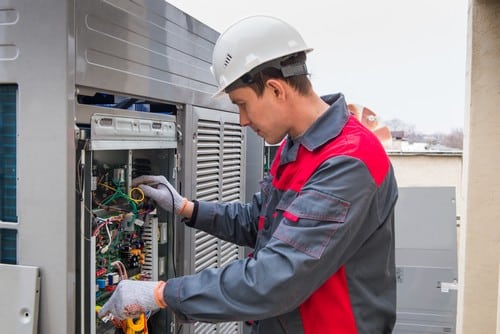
[180,105,246,334]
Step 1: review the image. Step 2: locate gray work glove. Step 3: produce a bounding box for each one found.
[98,280,166,321]
[132,175,185,213]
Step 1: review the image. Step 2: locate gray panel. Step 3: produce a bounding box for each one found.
[75,0,232,111]
[0,264,40,334]
[187,106,244,334]
[89,113,177,150]
[394,187,458,334]
[395,187,457,251]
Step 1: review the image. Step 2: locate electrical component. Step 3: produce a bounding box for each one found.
[91,159,157,333]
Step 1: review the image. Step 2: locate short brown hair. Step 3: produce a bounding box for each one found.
[227,52,312,96]
[249,69,312,96]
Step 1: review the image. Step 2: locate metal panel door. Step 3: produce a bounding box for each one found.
[180,106,245,334]
[394,187,458,333]
[0,264,40,334]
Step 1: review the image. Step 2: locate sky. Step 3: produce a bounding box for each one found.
[167,0,469,134]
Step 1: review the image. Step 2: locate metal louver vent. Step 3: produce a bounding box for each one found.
[192,114,244,333]
[194,119,243,273]
[194,322,217,333]
[194,320,240,334]
[196,120,221,201]
[218,322,240,333]
[222,123,242,203]
[194,230,218,271]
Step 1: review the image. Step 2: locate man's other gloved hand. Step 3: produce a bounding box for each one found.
[98,280,167,321]
[132,175,185,213]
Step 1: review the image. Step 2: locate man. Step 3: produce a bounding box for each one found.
[99,15,398,333]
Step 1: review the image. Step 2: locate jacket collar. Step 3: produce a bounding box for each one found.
[280,93,349,164]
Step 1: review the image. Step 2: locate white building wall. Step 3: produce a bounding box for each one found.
[389,153,463,220]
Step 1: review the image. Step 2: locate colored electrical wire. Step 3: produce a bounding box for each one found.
[100,221,112,254]
[112,261,128,280]
[99,180,141,222]
[129,187,145,204]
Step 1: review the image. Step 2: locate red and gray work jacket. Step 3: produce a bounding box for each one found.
[164,93,399,333]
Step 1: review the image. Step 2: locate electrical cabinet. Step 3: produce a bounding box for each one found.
[75,103,177,333]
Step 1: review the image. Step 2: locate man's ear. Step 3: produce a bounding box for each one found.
[266,79,286,99]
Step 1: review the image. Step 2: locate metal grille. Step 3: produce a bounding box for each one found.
[193,118,243,333]
[218,322,239,333]
[194,321,239,334]
[221,123,242,203]
[0,229,16,264]
[196,120,221,203]
[0,85,17,223]
[0,85,17,264]
[141,216,157,280]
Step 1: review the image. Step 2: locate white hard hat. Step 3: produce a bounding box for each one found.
[211,15,313,97]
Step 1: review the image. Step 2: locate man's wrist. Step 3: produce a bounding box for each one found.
[176,197,188,215]
[183,200,199,227]
[153,281,167,308]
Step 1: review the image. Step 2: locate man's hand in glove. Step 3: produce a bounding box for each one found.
[98,280,167,321]
[132,175,188,215]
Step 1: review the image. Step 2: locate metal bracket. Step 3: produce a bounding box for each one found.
[439,279,458,293]
[173,153,182,181]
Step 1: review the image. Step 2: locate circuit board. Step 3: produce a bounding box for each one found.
[91,158,157,333]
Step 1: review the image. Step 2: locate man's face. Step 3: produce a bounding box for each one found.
[229,86,288,145]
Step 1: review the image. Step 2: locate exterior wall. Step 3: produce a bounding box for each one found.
[389,154,463,220]
[458,0,500,333]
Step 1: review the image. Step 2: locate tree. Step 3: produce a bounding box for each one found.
[385,118,416,134]
[441,128,464,149]
[384,118,464,149]
[384,118,422,142]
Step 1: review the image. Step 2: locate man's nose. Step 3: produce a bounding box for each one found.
[239,111,250,127]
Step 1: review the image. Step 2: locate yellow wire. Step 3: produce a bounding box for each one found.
[129,187,145,204]
[99,182,117,192]
[99,182,144,205]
